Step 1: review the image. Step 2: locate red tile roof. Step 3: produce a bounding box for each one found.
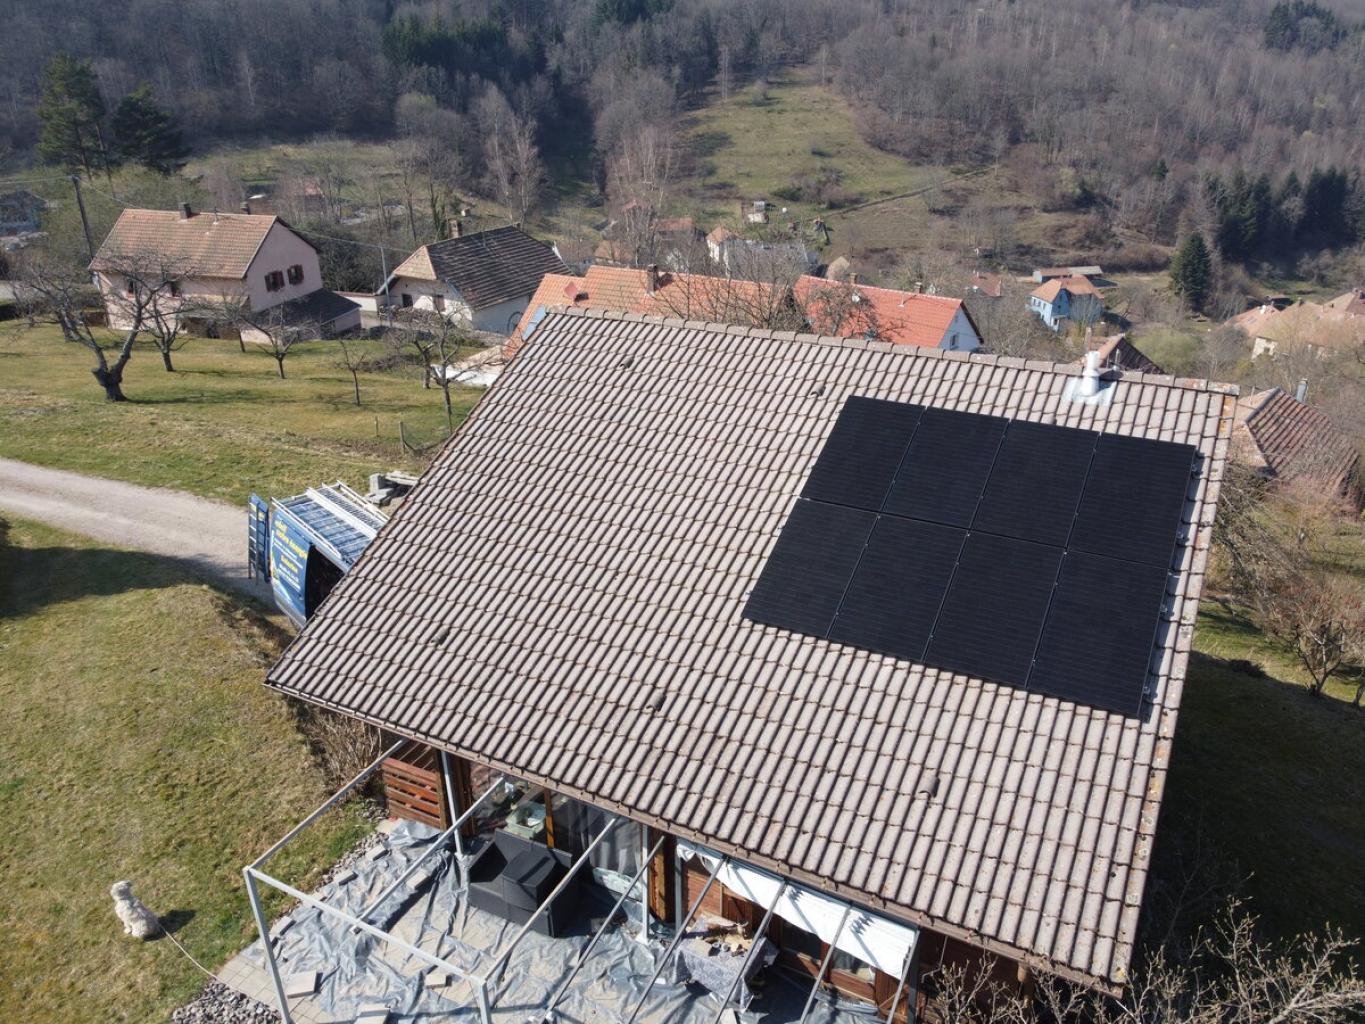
[795,276,971,348]
[1090,335,1164,374]
[507,265,787,358]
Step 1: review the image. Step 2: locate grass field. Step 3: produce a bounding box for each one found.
[0,517,371,1023]
[674,72,943,224]
[0,323,480,503]
[1157,647,1365,944]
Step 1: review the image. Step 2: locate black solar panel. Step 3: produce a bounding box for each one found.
[828,517,965,661]
[883,408,1007,525]
[801,397,921,510]
[1071,433,1195,567]
[924,533,1062,685]
[744,396,1196,718]
[1029,552,1171,715]
[743,499,876,637]
[973,420,1096,546]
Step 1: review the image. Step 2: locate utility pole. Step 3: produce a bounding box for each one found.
[71,175,94,261]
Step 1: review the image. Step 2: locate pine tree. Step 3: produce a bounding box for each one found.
[36,54,113,178]
[1170,232,1213,311]
[112,84,189,175]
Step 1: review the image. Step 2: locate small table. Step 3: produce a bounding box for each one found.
[670,934,777,1009]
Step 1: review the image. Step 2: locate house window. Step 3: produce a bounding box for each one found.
[169,281,181,297]
[432,294,446,312]
[400,293,413,308]
[125,280,136,296]
[265,271,285,292]
[287,264,304,286]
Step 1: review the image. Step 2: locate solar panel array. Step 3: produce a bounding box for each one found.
[744,397,1196,717]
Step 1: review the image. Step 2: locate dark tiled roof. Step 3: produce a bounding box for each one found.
[269,289,360,328]
[393,226,569,311]
[1092,335,1164,374]
[267,308,1235,989]
[1235,388,1359,493]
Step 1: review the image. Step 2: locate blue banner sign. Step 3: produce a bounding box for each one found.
[269,506,312,626]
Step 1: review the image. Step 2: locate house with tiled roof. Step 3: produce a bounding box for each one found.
[1029,276,1103,332]
[380,225,569,333]
[507,264,793,358]
[1228,291,1365,358]
[89,204,359,335]
[796,276,982,351]
[253,305,1234,1022]
[1233,387,1360,500]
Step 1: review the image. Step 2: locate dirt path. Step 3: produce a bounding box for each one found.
[0,457,270,602]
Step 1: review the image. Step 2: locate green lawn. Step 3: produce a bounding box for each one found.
[0,517,371,1023]
[0,323,481,503]
[1157,645,1365,944]
[675,71,942,224]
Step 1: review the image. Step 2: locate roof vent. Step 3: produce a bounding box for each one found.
[809,383,826,398]
[617,355,634,370]
[1063,349,1114,407]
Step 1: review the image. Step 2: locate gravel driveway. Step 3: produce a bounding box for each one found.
[0,457,270,602]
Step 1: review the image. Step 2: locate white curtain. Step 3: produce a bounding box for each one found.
[678,840,917,978]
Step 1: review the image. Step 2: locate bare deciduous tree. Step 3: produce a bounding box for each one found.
[15,246,191,399]
[479,87,545,228]
[389,308,477,430]
[211,298,315,380]
[335,337,365,406]
[921,902,1364,1024]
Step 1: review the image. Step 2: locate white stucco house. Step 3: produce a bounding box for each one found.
[90,204,359,336]
[380,226,570,333]
[1028,275,1103,332]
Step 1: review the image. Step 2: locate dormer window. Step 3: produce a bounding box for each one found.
[287,264,304,286]
[265,271,285,292]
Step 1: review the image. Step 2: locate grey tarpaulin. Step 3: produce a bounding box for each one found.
[241,821,887,1024]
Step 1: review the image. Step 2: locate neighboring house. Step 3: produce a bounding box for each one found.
[705,225,738,263]
[89,204,359,335]
[594,217,701,269]
[381,226,570,333]
[1089,333,1164,374]
[1229,290,1365,358]
[1032,264,1102,283]
[507,264,792,358]
[1233,387,1361,501]
[968,271,1004,298]
[0,189,45,235]
[1029,275,1103,331]
[712,234,817,275]
[796,275,982,351]
[259,306,1230,1014]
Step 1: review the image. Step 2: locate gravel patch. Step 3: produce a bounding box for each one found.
[169,981,280,1024]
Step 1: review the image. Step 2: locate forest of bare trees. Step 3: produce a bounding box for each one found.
[4,1,1361,262]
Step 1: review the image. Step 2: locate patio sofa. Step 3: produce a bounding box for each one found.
[465,829,581,937]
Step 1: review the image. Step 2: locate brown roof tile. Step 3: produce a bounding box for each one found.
[89,207,292,278]
[1234,388,1360,493]
[267,308,1233,990]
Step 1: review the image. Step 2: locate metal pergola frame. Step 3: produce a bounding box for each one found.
[242,747,919,1024]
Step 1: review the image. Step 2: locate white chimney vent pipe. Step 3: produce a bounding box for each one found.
[1079,350,1102,397]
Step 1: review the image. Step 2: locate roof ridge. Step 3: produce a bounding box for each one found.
[542,305,1239,391]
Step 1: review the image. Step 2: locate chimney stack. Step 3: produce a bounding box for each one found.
[240,201,251,215]
[914,281,923,294]
[1295,377,1309,402]
[646,263,660,294]
[454,218,463,237]
[849,272,858,286]
[179,202,193,220]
